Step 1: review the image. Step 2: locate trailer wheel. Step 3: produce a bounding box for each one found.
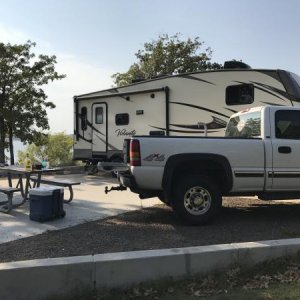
[172,175,222,225]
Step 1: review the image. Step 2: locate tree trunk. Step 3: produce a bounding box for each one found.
[8,123,14,165]
[0,90,5,164]
[0,115,6,164]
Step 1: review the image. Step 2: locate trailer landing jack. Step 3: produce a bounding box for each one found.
[105,185,127,194]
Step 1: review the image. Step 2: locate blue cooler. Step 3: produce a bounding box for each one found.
[29,186,65,222]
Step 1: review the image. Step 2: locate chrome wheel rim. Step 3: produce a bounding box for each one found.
[183,186,212,215]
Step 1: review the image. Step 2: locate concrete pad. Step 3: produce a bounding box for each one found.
[0,173,160,244]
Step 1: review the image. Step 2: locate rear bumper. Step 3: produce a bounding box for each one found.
[118,172,160,199]
[119,173,137,190]
[98,162,129,172]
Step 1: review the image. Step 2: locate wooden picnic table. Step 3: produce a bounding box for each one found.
[0,166,63,213]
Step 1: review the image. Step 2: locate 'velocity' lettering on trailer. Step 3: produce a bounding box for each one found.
[143,153,165,162]
[115,129,136,136]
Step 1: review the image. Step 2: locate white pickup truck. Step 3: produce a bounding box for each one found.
[110,106,300,225]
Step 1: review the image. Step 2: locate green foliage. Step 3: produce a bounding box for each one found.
[18,132,74,167]
[112,33,222,86]
[18,143,45,166]
[47,133,74,166]
[0,41,66,163]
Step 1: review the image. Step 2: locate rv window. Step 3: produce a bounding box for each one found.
[81,107,87,131]
[275,110,300,139]
[226,84,254,105]
[116,113,129,126]
[95,107,103,124]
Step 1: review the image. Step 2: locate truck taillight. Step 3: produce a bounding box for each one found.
[130,139,141,166]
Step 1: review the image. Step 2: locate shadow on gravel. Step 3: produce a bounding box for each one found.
[220,202,300,220]
[1,198,300,263]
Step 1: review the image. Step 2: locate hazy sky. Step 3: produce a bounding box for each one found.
[1,0,300,133]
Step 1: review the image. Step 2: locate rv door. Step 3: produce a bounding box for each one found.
[92,103,107,153]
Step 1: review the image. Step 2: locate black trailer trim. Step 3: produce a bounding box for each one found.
[225,108,238,114]
[260,102,284,106]
[77,134,92,144]
[87,120,105,136]
[171,102,231,119]
[149,125,219,134]
[165,86,170,136]
[76,87,167,101]
[134,135,262,140]
[179,74,215,85]
[233,80,288,102]
[170,116,227,130]
[278,70,300,102]
[251,81,290,102]
[254,85,287,102]
[74,97,79,141]
[234,172,264,178]
[268,172,300,178]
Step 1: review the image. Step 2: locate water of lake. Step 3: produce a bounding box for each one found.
[5,138,26,164]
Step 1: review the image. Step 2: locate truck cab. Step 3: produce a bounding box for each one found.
[225,106,300,192]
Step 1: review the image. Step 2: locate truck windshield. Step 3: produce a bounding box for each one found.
[225,111,261,138]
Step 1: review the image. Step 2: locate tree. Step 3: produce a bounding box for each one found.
[112,33,222,86]
[18,132,74,167]
[0,41,65,164]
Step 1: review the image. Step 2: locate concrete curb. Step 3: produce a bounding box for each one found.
[1,238,300,299]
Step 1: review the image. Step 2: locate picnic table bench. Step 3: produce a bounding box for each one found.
[0,166,65,214]
[0,187,22,213]
[31,177,81,203]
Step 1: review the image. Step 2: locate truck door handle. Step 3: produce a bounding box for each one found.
[278,146,291,154]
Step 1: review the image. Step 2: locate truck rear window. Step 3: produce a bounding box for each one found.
[225,111,261,138]
[275,110,300,139]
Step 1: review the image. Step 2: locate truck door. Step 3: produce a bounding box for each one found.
[92,103,107,153]
[271,109,300,191]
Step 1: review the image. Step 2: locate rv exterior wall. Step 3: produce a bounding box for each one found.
[74,70,291,162]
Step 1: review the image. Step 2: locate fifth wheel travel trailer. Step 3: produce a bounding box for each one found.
[73,61,300,166]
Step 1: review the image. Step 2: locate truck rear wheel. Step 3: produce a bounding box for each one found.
[172,175,222,225]
[158,193,171,206]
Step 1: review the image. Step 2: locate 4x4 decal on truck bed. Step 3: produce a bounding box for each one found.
[143,154,165,162]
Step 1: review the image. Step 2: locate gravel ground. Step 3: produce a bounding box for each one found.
[1,197,300,263]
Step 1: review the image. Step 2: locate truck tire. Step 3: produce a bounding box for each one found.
[172,175,222,225]
[158,193,171,207]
